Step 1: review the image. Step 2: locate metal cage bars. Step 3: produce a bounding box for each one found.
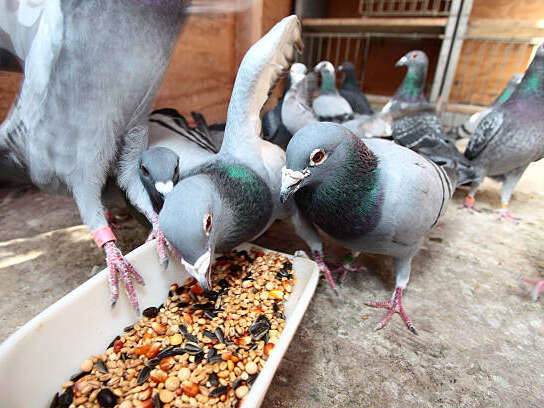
[359,0,453,17]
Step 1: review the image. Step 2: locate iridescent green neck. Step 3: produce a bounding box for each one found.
[494,87,514,105]
[342,70,357,89]
[514,57,544,98]
[321,72,336,93]
[398,65,426,99]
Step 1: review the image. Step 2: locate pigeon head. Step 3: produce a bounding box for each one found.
[139,147,180,212]
[338,61,357,86]
[314,60,335,74]
[159,175,221,291]
[512,42,544,97]
[313,61,337,92]
[395,50,428,68]
[281,122,355,202]
[289,63,308,84]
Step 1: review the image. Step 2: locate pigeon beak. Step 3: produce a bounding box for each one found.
[181,249,212,291]
[395,56,408,67]
[280,166,310,203]
[155,180,174,195]
[338,65,344,72]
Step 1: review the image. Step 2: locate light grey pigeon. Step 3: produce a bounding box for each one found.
[0,0,188,311]
[338,61,374,115]
[462,43,544,223]
[452,73,523,140]
[381,50,477,186]
[312,61,354,122]
[281,63,319,135]
[158,15,302,290]
[280,122,455,334]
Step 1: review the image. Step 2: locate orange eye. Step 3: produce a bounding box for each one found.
[412,54,418,59]
[312,151,324,163]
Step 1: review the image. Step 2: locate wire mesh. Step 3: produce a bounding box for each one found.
[359,0,453,17]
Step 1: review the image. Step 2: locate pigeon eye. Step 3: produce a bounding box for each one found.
[309,149,327,166]
[141,165,149,176]
[203,213,212,235]
[412,54,418,59]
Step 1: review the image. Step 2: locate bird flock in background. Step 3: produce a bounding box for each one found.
[1,9,543,334]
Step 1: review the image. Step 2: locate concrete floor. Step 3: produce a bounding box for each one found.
[1,160,543,407]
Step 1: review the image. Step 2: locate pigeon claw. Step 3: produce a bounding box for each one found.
[494,208,520,224]
[149,212,170,267]
[366,287,417,335]
[522,277,544,301]
[104,241,144,311]
[312,250,340,295]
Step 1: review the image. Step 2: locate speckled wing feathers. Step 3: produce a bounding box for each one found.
[464,109,504,160]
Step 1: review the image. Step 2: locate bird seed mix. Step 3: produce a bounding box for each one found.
[49,249,294,408]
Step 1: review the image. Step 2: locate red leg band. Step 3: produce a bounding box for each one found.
[93,225,117,248]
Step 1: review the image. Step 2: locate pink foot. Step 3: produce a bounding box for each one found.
[494,208,520,223]
[313,250,339,296]
[365,287,417,334]
[103,241,144,311]
[462,197,479,212]
[331,263,366,284]
[522,277,544,301]
[149,212,169,268]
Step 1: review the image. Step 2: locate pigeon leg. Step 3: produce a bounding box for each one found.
[148,211,169,268]
[461,179,482,212]
[522,277,544,301]
[493,165,527,223]
[94,226,144,311]
[331,252,364,284]
[365,257,417,334]
[312,250,339,295]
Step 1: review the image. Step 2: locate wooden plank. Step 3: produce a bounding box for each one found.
[302,17,448,33]
[467,19,544,40]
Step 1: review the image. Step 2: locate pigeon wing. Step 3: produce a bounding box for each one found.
[464,109,504,160]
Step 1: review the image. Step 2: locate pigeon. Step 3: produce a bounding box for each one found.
[462,43,544,223]
[158,15,302,290]
[382,50,477,186]
[280,122,455,333]
[0,0,188,311]
[338,61,374,115]
[281,63,319,135]
[452,73,523,140]
[262,73,293,150]
[312,61,354,122]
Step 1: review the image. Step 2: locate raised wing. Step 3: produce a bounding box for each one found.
[464,109,504,160]
[220,15,302,156]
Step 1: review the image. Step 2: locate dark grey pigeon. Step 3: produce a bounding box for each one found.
[463,43,544,224]
[262,73,293,150]
[280,122,455,334]
[383,50,477,186]
[338,61,374,115]
[312,61,354,122]
[158,16,302,290]
[452,73,523,140]
[0,1,189,311]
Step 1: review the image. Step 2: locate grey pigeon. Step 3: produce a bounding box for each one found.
[281,63,319,135]
[139,146,179,214]
[262,74,293,150]
[312,61,354,122]
[462,43,544,222]
[280,122,454,333]
[0,1,188,311]
[452,73,523,140]
[383,50,477,186]
[158,15,302,290]
[338,61,374,115]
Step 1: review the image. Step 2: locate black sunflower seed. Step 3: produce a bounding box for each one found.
[137,366,151,385]
[49,392,59,408]
[209,386,228,397]
[249,343,258,350]
[147,357,160,368]
[178,324,189,335]
[177,302,190,308]
[203,330,218,340]
[58,387,73,408]
[97,388,117,407]
[107,335,120,350]
[123,325,134,332]
[207,347,217,361]
[185,342,202,355]
[120,352,128,362]
[191,302,215,311]
[208,372,219,387]
[208,355,224,363]
[194,351,205,363]
[242,274,254,281]
[153,393,163,408]
[156,346,175,360]
[203,290,219,301]
[96,359,108,374]
[184,333,199,343]
[253,329,268,341]
[247,373,258,385]
[142,307,159,318]
[168,290,174,297]
[70,371,87,382]
[273,302,285,319]
[203,310,216,320]
[232,378,244,389]
[214,328,225,343]
[175,286,185,295]
[229,264,242,273]
[215,297,222,310]
[189,291,198,302]
[218,279,229,289]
